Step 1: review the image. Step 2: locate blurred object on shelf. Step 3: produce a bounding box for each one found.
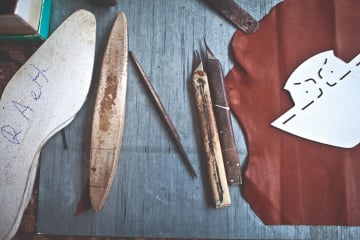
[90,0,117,7]
[0,0,51,40]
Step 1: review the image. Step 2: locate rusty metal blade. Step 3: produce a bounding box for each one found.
[205,0,258,34]
[204,41,242,185]
[89,12,128,212]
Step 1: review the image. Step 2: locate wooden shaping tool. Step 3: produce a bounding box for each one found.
[192,51,230,208]
[204,42,242,185]
[89,12,128,212]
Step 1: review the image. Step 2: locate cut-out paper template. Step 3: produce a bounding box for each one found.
[271,50,360,148]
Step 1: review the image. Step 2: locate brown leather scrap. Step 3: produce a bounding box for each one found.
[225,0,360,225]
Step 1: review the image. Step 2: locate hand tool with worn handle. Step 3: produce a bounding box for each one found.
[89,12,128,212]
[0,10,96,240]
[192,51,230,208]
[205,41,242,185]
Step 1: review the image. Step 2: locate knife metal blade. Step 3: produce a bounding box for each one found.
[205,0,258,34]
[89,12,128,212]
[204,41,242,185]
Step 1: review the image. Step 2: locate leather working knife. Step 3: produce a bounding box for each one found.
[89,12,128,212]
[205,42,242,185]
[205,0,258,34]
[192,51,231,208]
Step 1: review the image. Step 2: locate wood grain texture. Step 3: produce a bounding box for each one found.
[89,12,128,212]
[34,0,360,239]
[192,59,230,208]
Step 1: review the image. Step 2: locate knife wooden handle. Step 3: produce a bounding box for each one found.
[192,67,231,208]
[206,50,242,185]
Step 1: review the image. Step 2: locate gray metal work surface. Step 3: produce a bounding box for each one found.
[37,0,360,239]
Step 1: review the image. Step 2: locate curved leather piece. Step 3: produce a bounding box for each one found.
[225,0,360,225]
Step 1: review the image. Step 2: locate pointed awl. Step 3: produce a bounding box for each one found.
[129,51,197,178]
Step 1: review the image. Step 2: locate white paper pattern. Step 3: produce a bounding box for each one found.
[271,50,360,148]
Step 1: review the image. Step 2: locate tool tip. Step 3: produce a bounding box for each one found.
[189,168,198,179]
[193,50,203,72]
[129,51,146,78]
[128,50,135,60]
[204,39,215,60]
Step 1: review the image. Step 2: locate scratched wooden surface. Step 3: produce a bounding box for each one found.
[36,0,360,239]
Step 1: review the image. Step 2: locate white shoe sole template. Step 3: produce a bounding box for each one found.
[0,10,96,240]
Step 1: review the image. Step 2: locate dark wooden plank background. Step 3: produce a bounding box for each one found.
[23,0,360,239]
